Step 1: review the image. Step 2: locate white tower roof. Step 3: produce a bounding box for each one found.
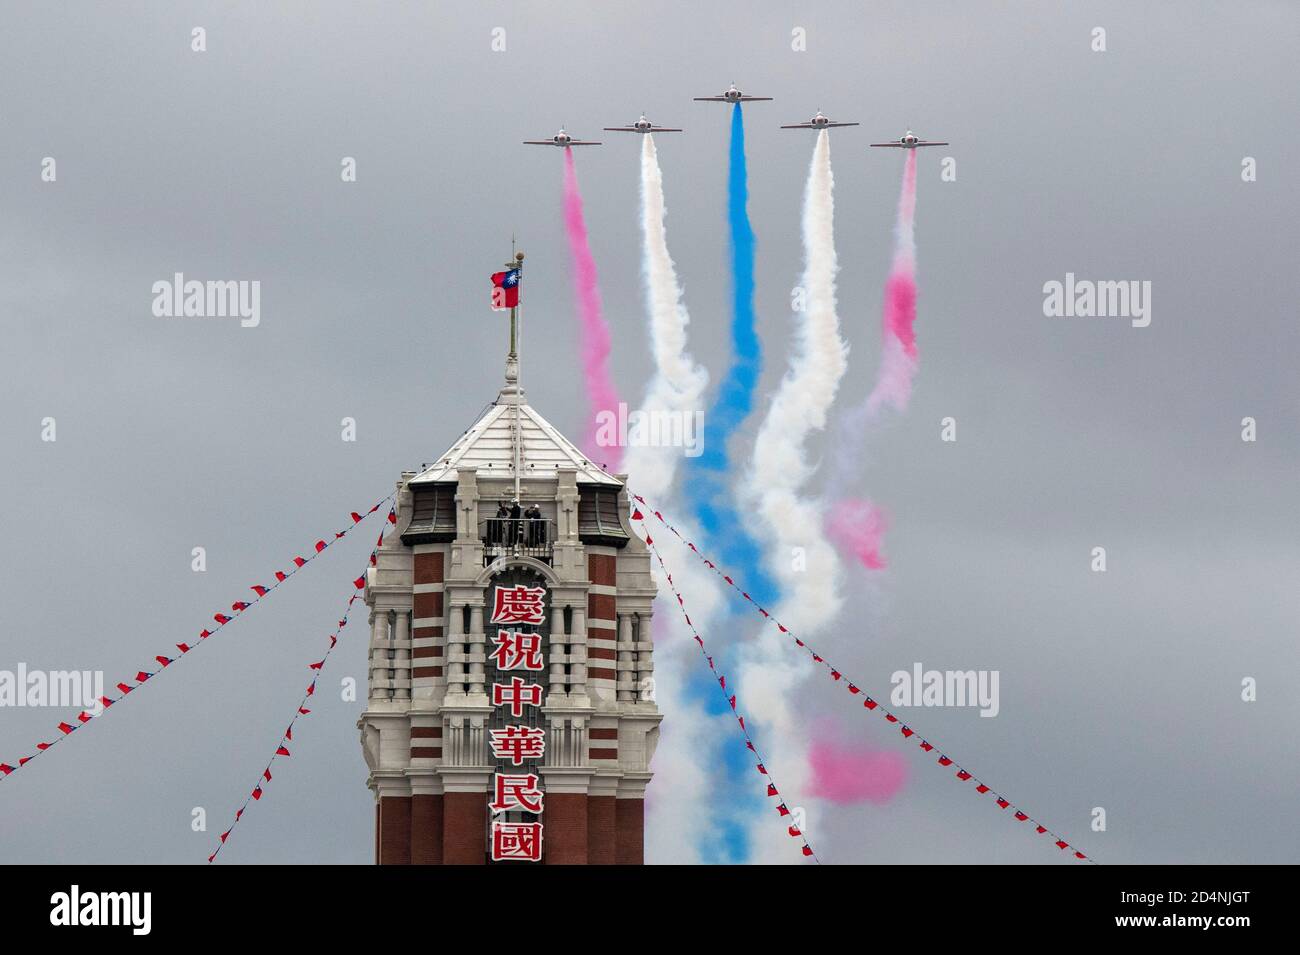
[411,384,621,487]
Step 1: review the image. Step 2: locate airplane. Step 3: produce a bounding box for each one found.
[780,110,859,130]
[869,129,948,149]
[694,83,772,103]
[604,114,683,134]
[523,128,601,147]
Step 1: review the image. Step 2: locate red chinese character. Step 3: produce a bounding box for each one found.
[489,725,547,766]
[491,821,543,862]
[492,677,544,717]
[491,772,544,813]
[490,630,545,671]
[491,584,547,625]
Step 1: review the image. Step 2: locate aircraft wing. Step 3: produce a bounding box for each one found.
[781,123,816,129]
[915,141,948,146]
[603,127,639,132]
[826,121,859,128]
[693,96,730,101]
[869,142,906,147]
[567,140,602,146]
[649,126,682,132]
[737,96,773,101]
[523,141,557,145]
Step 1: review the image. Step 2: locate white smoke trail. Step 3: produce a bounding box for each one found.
[623,134,709,491]
[744,129,848,628]
[618,133,725,864]
[735,129,850,862]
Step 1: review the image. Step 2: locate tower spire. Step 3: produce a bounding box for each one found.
[502,245,525,500]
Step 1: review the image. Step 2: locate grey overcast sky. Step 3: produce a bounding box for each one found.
[1,1,1297,864]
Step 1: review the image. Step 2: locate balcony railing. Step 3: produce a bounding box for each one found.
[480,518,556,561]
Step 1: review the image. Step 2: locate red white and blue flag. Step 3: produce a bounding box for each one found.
[491,269,521,310]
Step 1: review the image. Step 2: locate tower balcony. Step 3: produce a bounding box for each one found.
[480,518,556,563]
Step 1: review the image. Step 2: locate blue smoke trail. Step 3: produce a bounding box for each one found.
[686,103,776,606]
[683,102,772,864]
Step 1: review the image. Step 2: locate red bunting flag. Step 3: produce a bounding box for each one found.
[76,712,92,723]
[293,557,307,567]
[116,683,133,695]
[176,643,190,654]
[251,786,262,801]
[275,571,287,582]
[214,613,231,624]
[629,490,1095,866]
[251,585,269,597]
[155,656,172,667]
[351,512,363,523]
[134,672,151,683]
[1,764,15,775]
[314,540,327,553]
[276,746,290,757]
[353,576,365,590]
[57,723,75,735]
[263,769,272,782]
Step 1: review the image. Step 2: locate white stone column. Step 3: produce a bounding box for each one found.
[447,601,465,694]
[569,605,588,694]
[617,612,636,702]
[467,603,486,697]
[370,611,390,701]
[393,610,411,701]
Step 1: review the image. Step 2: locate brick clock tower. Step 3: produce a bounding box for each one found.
[359,255,660,864]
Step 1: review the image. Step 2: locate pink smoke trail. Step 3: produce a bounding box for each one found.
[825,498,889,570]
[825,150,920,570]
[808,737,908,805]
[562,147,623,470]
[865,148,918,415]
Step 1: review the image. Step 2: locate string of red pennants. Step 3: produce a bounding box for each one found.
[630,492,1096,864]
[208,503,397,863]
[632,511,819,863]
[0,496,395,786]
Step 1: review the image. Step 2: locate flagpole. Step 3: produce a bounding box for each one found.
[507,247,524,502]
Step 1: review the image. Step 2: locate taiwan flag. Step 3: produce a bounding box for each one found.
[491,269,521,310]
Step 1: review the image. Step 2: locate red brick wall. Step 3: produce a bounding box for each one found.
[442,792,486,865]
[411,794,444,865]
[588,553,617,586]
[587,796,616,865]
[378,796,412,865]
[543,793,589,865]
[615,799,644,865]
[413,591,443,619]
[414,551,444,584]
[587,592,616,621]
